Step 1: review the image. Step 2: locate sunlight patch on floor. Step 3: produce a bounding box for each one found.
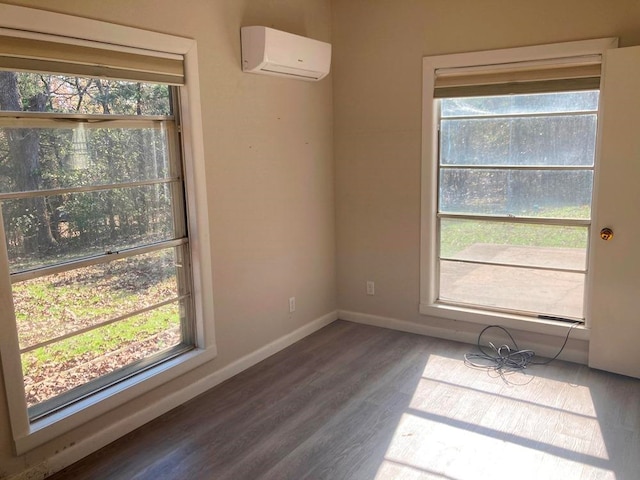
[419,353,599,417]
[377,410,612,480]
[372,354,615,479]
[375,458,461,480]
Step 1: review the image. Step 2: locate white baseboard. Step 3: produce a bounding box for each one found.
[10,311,338,480]
[338,310,588,365]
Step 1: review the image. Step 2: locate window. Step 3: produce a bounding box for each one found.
[0,72,193,420]
[420,39,618,329]
[437,91,597,320]
[0,5,214,454]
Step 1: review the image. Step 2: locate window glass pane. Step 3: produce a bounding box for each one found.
[0,125,171,194]
[14,248,182,351]
[1,69,193,417]
[0,72,170,115]
[440,219,587,270]
[439,260,584,319]
[440,115,597,166]
[4,183,177,273]
[434,83,597,320]
[21,300,183,408]
[439,169,592,218]
[441,91,599,117]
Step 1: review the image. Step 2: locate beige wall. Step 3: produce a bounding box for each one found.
[0,0,335,477]
[332,0,640,342]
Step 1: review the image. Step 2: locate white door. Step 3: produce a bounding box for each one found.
[588,46,640,378]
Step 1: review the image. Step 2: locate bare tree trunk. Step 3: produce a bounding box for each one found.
[0,71,57,253]
[95,80,111,114]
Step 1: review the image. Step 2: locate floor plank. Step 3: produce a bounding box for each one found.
[48,320,640,480]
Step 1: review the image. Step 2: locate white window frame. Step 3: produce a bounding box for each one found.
[419,38,618,338]
[0,5,216,454]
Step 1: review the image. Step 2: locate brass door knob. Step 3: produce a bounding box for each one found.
[600,228,614,241]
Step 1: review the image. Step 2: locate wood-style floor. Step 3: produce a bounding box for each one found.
[49,320,640,480]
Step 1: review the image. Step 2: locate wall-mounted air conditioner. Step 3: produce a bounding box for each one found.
[240,26,331,81]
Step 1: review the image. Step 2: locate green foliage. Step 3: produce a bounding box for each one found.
[17,73,47,111]
[1,72,174,270]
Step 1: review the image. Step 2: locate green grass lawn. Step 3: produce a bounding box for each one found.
[440,206,590,258]
[21,304,179,377]
[14,250,181,378]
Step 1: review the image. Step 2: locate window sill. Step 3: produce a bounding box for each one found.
[419,302,590,341]
[14,345,216,455]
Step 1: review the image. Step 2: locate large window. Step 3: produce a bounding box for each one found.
[420,39,617,329]
[437,91,598,320]
[0,5,214,454]
[0,72,193,420]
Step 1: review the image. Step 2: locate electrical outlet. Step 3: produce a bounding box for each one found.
[366,281,375,296]
[289,296,296,313]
